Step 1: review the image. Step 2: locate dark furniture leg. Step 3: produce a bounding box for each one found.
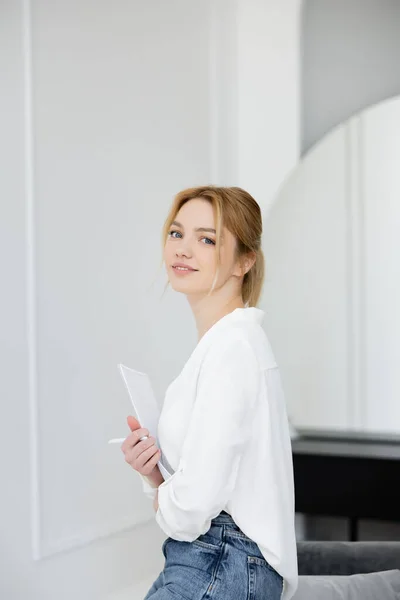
[349,517,358,541]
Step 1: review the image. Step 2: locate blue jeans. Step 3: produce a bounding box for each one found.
[143,510,283,599]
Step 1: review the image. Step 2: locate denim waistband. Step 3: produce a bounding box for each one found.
[211,510,237,526]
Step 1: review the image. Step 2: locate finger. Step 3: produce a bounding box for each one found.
[139,444,160,464]
[122,418,141,452]
[121,430,152,454]
[127,415,141,431]
[134,445,161,474]
[142,448,162,475]
[126,435,155,454]
[137,436,156,454]
[131,426,148,437]
[126,443,160,471]
[126,428,150,446]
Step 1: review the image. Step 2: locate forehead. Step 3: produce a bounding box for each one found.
[176,198,214,222]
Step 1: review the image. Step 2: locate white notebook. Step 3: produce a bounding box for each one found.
[110,363,173,480]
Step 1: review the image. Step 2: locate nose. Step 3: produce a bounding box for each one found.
[175,237,192,259]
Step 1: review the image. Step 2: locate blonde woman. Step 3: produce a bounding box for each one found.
[121,187,298,599]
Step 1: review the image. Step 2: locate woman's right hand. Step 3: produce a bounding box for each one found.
[121,415,161,477]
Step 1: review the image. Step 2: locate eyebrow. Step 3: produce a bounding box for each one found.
[171,220,216,235]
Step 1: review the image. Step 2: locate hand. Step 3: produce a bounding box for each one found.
[121,416,161,476]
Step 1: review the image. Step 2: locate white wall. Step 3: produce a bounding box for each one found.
[362,97,400,433]
[0,0,301,597]
[262,123,350,431]
[236,0,301,211]
[262,96,400,436]
[1,0,220,597]
[302,0,400,153]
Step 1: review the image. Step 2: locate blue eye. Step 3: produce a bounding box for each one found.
[201,237,215,245]
[168,230,215,245]
[168,230,182,239]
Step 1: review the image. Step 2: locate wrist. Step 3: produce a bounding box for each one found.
[153,488,159,512]
[145,465,164,489]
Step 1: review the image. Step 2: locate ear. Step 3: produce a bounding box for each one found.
[233,251,256,278]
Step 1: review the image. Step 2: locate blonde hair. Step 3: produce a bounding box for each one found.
[161,185,265,307]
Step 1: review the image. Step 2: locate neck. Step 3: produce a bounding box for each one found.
[188,293,245,342]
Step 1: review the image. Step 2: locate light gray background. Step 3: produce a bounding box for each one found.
[301,0,400,154]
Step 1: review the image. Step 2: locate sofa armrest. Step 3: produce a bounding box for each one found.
[297,541,400,575]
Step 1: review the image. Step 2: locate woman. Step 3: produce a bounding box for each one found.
[121,186,298,599]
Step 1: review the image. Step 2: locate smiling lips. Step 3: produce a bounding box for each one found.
[172,262,198,274]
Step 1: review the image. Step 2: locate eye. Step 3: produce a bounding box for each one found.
[200,237,215,246]
[168,229,182,239]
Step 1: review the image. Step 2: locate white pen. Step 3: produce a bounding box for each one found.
[108,435,149,444]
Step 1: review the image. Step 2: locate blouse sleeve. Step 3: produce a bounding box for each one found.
[139,473,158,501]
[155,336,260,541]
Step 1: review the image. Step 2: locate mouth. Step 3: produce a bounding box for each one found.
[172,265,198,273]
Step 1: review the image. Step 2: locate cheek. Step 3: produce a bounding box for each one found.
[163,242,172,262]
[198,245,217,268]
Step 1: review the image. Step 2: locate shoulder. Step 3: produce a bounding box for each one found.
[206,323,277,369]
[200,325,260,372]
[197,327,262,412]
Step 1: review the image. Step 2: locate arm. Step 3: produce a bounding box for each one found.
[153,488,159,512]
[155,337,259,541]
[145,466,165,488]
[139,465,164,501]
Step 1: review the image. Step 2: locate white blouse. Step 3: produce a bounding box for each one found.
[140,307,298,600]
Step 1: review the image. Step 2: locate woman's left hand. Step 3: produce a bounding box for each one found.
[153,489,159,512]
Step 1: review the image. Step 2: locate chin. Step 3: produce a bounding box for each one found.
[169,274,209,296]
[170,280,199,294]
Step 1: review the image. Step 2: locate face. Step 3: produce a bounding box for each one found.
[163,198,245,298]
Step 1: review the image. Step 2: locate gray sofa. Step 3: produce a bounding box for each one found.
[297,541,400,575]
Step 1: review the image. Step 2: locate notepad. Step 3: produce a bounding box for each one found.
[109,363,173,480]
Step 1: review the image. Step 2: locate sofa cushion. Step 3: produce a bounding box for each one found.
[292,569,400,600]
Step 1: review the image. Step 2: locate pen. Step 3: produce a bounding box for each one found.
[108,435,149,444]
